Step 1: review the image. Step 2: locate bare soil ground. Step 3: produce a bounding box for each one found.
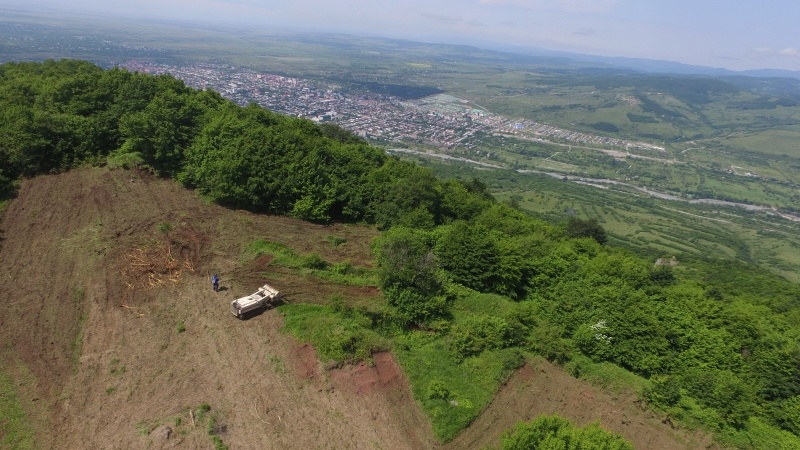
[444,361,718,450]
[0,167,716,449]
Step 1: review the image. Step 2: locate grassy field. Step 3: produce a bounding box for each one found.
[405,155,800,283]
[0,356,36,450]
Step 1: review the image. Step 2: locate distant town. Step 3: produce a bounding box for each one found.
[120,61,664,155]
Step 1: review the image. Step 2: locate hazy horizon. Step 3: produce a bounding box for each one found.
[4,0,800,72]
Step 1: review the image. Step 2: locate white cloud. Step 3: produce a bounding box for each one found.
[751,47,800,59]
[419,12,466,25]
[477,0,621,14]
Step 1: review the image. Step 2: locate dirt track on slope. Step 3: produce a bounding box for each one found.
[0,167,716,449]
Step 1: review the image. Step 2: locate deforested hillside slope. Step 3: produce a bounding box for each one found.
[0,167,721,450]
[0,167,434,449]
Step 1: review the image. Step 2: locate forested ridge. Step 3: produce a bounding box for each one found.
[0,59,478,226]
[3,60,800,448]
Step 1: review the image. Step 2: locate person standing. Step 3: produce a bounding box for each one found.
[212,274,219,292]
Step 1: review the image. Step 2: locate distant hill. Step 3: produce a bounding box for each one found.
[473,41,800,80]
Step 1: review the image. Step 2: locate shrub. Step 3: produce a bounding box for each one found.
[775,396,800,434]
[650,265,675,286]
[281,303,385,366]
[326,235,347,246]
[500,348,526,374]
[565,217,607,245]
[329,294,346,313]
[158,222,173,235]
[645,375,682,408]
[302,253,328,270]
[680,369,757,429]
[528,323,574,364]
[384,287,448,325]
[496,414,633,450]
[330,261,353,275]
[448,316,513,361]
[427,380,451,400]
[106,150,145,169]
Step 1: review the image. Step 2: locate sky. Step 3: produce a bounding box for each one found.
[7,0,800,72]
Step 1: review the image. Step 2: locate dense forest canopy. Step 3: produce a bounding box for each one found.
[0,59,482,226]
[3,60,800,447]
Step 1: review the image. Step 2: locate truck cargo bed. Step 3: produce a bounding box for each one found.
[231,284,282,318]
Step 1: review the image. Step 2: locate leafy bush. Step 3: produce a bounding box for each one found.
[330,261,353,275]
[500,348,526,374]
[495,414,633,450]
[427,380,451,400]
[775,396,800,435]
[374,227,447,324]
[302,253,328,270]
[434,221,531,298]
[448,316,515,361]
[565,217,607,244]
[106,150,144,169]
[680,369,757,429]
[325,235,347,246]
[649,265,676,286]
[720,417,800,450]
[527,322,574,364]
[645,375,682,408]
[394,335,516,442]
[384,287,449,326]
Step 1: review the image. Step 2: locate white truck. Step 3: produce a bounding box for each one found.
[230,284,282,319]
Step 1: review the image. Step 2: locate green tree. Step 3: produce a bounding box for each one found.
[435,221,500,293]
[448,315,515,360]
[775,396,800,435]
[565,217,607,245]
[318,122,365,144]
[497,415,633,450]
[438,178,492,222]
[118,86,202,174]
[680,369,756,428]
[373,227,445,324]
[367,158,441,229]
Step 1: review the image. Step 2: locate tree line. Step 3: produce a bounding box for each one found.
[0,59,487,227]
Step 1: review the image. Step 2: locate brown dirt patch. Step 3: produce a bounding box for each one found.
[0,167,719,450]
[444,359,719,450]
[290,343,322,381]
[327,352,436,449]
[329,352,404,396]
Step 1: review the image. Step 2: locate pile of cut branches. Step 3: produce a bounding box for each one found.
[122,241,195,290]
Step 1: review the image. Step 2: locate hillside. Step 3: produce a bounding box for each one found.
[4,59,800,449]
[0,167,714,449]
